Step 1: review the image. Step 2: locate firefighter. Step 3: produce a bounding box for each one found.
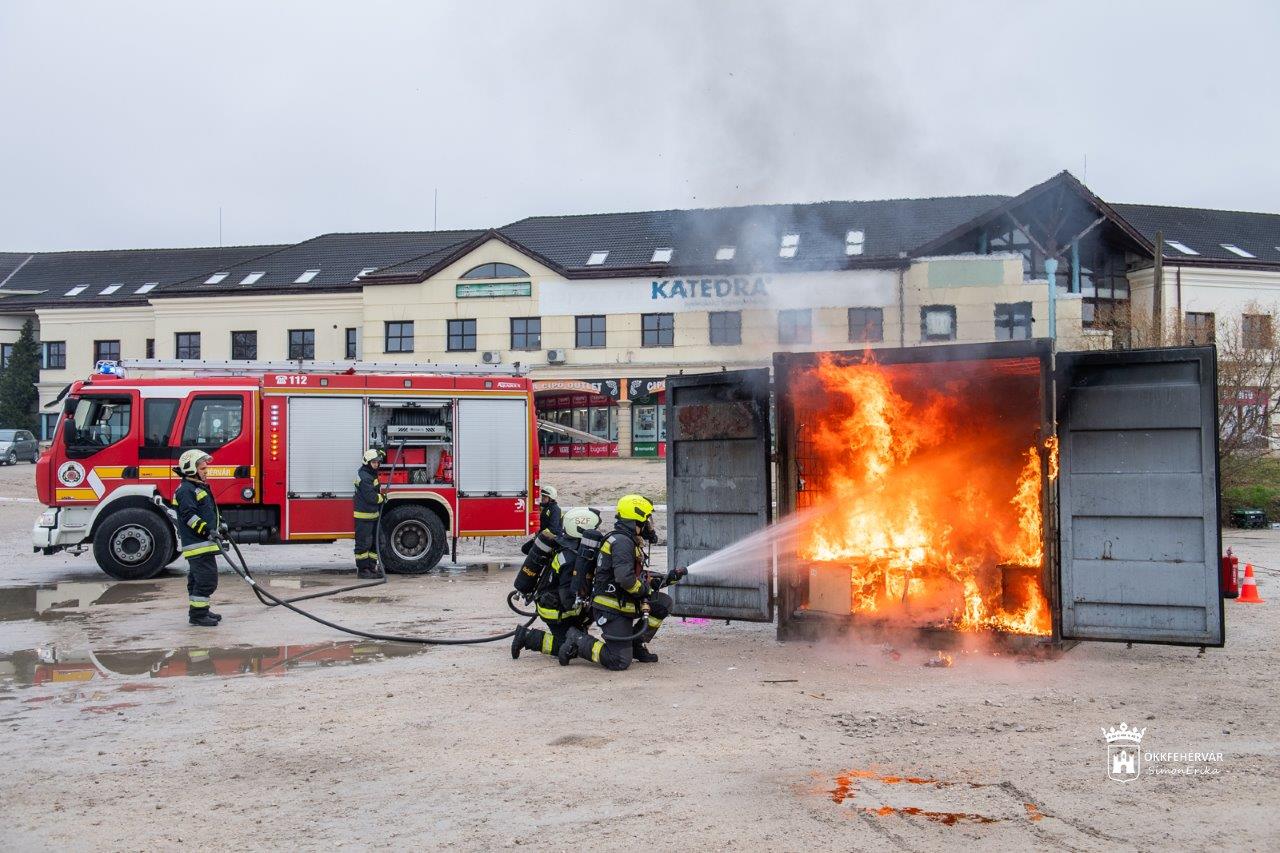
[539,484,563,536]
[354,448,386,578]
[559,494,680,670]
[511,506,602,660]
[173,449,223,627]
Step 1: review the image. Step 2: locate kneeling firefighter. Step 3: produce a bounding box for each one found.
[559,494,686,670]
[511,506,604,660]
[173,449,225,627]
[354,448,386,579]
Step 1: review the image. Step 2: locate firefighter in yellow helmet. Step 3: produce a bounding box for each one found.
[353,448,386,578]
[559,494,684,669]
[173,449,223,626]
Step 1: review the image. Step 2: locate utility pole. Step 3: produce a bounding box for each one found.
[218,206,223,247]
[434,189,438,230]
[1153,230,1164,346]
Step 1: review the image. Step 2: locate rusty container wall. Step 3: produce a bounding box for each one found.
[773,339,1056,643]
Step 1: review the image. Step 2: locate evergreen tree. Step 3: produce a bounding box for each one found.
[0,318,40,433]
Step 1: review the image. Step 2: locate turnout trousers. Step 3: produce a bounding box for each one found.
[354,518,378,571]
[585,591,672,671]
[186,552,219,616]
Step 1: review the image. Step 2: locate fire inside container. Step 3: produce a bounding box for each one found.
[781,345,1056,638]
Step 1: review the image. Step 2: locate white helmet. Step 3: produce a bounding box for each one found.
[540,484,558,502]
[363,448,386,465]
[561,506,601,539]
[178,449,212,477]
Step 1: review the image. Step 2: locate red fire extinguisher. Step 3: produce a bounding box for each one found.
[1222,548,1240,599]
[435,449,453,484]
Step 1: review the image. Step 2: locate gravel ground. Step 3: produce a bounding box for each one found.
[0,457,1276,851]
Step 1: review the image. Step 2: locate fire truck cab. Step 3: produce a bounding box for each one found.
[33,361,540,579]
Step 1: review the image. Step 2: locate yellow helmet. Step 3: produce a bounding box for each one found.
[616,494,654,522]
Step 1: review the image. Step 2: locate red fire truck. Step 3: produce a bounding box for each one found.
[32,360,540,579]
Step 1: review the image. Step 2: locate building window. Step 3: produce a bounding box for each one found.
[0,343,12,369]
[709,311,742,346]
[175,333,200,360]
[41,341,66,370]
[41,412,59,442]
[385,322,414,354]
[778,309,812,345]
[921,305,957,342]
[642,313,674,347]
[848,307,884,343]
[145,339,155,359]
[460,263,529,279]
[288,329,314,361]
[1185,312,1215,345]
[1243,314,1273,349]
[346,327,359,360]
[94,339,121,364]
[994,302,1033,341]
[575,315,606,348]
[447,319,477,352]
[231,331,257,361]
[510,317,541,351]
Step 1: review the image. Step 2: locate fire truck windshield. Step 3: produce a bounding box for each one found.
[67,395,132,455]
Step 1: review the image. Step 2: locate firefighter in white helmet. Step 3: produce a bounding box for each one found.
[353,448,386,578]
[511,506,603,660]
[539,484,563,537]
[172,449,223,626]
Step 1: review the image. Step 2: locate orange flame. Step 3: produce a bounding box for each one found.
[797,354,1052,636]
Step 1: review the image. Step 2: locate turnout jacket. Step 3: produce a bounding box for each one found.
[354,463,384,519]
[592,519,646,614]
[539,499,563,537]
[174,476,221,558]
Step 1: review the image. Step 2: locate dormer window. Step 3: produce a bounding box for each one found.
[779,234,800,259]
[460,263,530,279]
[715,246,736,261]
[845,229,865,256]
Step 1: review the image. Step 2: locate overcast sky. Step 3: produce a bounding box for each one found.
[2,0,1277,251]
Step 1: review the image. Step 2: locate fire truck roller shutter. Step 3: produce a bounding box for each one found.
[456,398,529,496]
[287,397,366,497]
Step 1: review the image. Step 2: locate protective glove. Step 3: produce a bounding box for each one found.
[665,566,689,586]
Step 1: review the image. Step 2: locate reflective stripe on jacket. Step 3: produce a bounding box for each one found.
[174,477,221,558]
[354,463,384,519]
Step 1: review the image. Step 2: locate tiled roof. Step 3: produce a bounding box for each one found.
[0,245,283,308]
[162,230,486,293]
[1112,203,1280,265]
[498,195,1011,275]
[346,232,490,281]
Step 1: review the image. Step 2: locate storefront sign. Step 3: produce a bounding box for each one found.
[456,281,531,298]
[539,269,895,315]
[627,378,665,399]
[533,378,620,399]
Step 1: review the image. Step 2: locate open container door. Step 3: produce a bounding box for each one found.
[665,368,773,621]
[1056,346,1223,646]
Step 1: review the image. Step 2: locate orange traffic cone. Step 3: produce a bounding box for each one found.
[1238,564,1265,604]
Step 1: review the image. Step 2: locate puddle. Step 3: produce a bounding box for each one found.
[0,640,428,688]
[0,581,165,622]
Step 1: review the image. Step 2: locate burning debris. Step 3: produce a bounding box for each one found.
[794,354,1056,636]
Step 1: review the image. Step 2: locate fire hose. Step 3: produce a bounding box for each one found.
[219,535,534,646]
[507,568,689,642]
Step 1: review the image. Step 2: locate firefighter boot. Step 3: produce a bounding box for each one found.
[632,642,658,663]
[189,607,219,627]
[511,624,528,659]
[206,609,223,622]
[558,626,587,666]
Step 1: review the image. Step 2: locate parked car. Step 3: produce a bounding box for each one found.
[1229,508,1268,529]
[0,429,39,465]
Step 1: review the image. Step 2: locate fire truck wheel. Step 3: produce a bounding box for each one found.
[92,508,175,581]
[379,504,447,575]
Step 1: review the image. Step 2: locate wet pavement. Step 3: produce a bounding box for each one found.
[0,639,430,690]
[0,580,166,622]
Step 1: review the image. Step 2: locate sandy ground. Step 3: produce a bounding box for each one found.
[0,457,1277,851]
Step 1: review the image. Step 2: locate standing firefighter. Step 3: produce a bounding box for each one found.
[539,484,563,537]
[173,449,223,627]
[559,494,685,670]
[354,449,386,579]
[511,506,603,660]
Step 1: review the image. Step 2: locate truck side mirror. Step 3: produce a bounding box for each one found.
[63,396,79,416]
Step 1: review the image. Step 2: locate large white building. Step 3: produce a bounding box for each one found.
[1,171,1276,456]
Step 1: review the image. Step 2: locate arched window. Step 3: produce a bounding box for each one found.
[460,262,529,280]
